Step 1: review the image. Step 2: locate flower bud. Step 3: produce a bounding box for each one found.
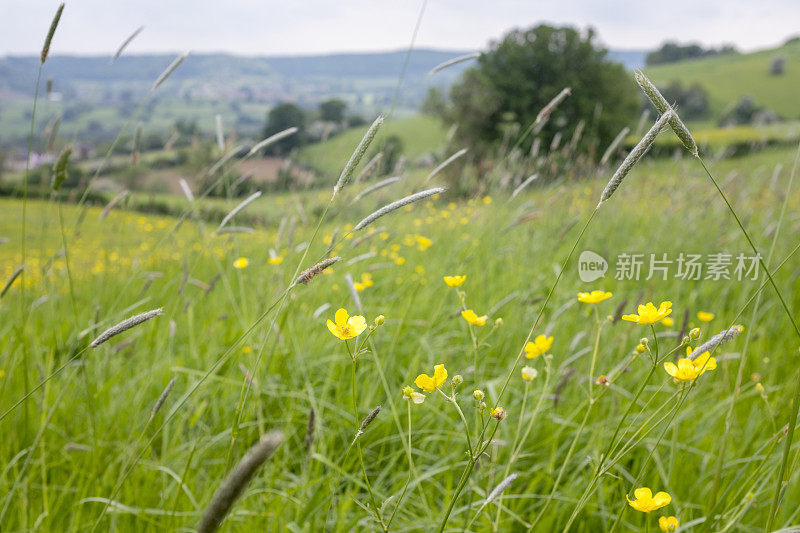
[491,406,506,421]
[374,314,385,326]
[478,401,486,412]
[689,327,701,340]
[473,389,485,401]
[635,344,646,353]
[682,336,690,345]
[494,318,504,327]
[640,338,649,345]
[451,374,463,387]
[521,366,538,381]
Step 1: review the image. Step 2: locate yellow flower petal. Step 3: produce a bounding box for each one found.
[415,374,436,393]
[652,492,671,508]
[433,364,448,388]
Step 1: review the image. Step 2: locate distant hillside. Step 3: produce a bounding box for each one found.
[0,50,475,102]
[646,40,800,121]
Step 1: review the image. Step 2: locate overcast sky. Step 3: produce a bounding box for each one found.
[2,0,799,57]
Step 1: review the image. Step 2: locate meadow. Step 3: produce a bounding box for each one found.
[2,131,800,531]
[4,8,800,532]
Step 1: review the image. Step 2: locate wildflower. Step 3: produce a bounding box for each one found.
[402,386,425,404]
[483,196,492,204]
[659,516,679,532]
[689,328,701,339]
[242,346,252,355]
[636,343,646,353]
[577,290,612,303]
[697,311,715,322]
[661,317,674,327]
[415,364,448,393]
[521,366,538,381]
[595,374,610,386]
[268,255,284,265]
[664,346,716,381]
[622,301,672,325]
[478,401,487,412]
[461,309,488,326]
[415,235,433,251]
[626,487,671,513]
[374,314,385,326]
[233,257,249,269]
[353,272,374,292]
[491,406,506,421]
[473,389,485,401]
[326,308,367,340]
[443,275,466,287]
[525,334,553,359]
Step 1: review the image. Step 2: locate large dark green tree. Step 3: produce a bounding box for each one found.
[445,25,639,159]
[262,102,306,155]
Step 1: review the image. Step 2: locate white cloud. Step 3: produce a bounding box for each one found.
[1,0,799,56]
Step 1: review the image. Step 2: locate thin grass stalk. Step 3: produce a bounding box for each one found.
[706,141,799,520]
[216,192,261,233]
[428,52,480,74]
[424,148,467,183]
[600,126,630,166]
[354,152,382,183]
[354,188,446,230]
[112,26,144,62]
[215,114,224,152]
[334,114,384,195]
[353,177,402,202]
[207,144,245,176]
[613,141,800,531]
[196,432,283,533]
[247,127,298,156]
[90,308,163,347]
[41,3,65,64]
[0,266,24,299]
[100,190,130,219]
[151,52,189,91]
[635,70,697,155]
[597,111,672,207]
[511,174,538,198]
[149,378,177,423]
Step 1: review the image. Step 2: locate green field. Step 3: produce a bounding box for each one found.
[2,138,800,531]
[296,115,448,177]
[646,40,800,120]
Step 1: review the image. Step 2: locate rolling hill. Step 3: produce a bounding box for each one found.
[645,39,800,121]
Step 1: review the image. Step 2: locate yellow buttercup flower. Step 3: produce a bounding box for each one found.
[415,364,448,393]
[659,516,679,532]
[326,308,367,340]
[697,311,715,322]
[233,257,249,269]
[461,309,487,326]
[402,385,426,404]
[354,273,374,292]
[577,290,612,303]
[626,487,671,513]
[663,346,716,381]
[268,255,284,265]
[661,317,674,327]
[443,275,466,287]
[491,406,506,420]
[525,334,553,359]
[622,301,672,325]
